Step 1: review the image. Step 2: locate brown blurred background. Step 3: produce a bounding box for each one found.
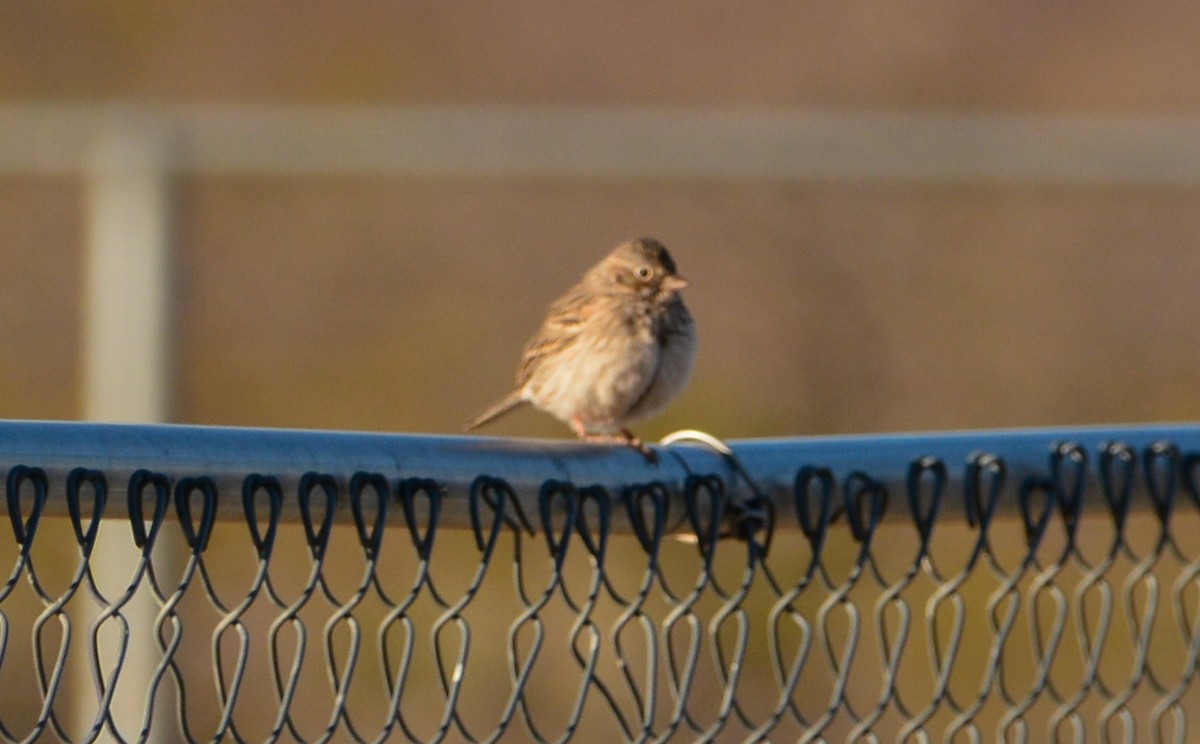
[3,3,1200,439]
[1,5,1200,741]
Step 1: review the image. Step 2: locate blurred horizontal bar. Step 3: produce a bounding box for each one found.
[0,419,1196,533]
[4,103,1200,184]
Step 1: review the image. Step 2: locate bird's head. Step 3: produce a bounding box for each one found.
[601,237,688,300]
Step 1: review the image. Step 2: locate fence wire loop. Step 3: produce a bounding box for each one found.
[297,471,337,558]
[537,479,577,564]
[905,456,945,546]
[6,464,46,547]
[398,477,441,561]
[242,473,283,560]
[964,451,1004,530]
[623,481,670,556]
[1018,476,1057,551]
[842,470,887,544]
[793,465,835,551]
[127,468,170,551]
[1143,440,1179,525]
[1101,441,1137,530]
[348,471,389,560]
[469,474,532,553]
[683,474,725,561]
[66,467,107,554]
[573,484,611,561]
[1051,441,1087,536]
[174,476,218,555]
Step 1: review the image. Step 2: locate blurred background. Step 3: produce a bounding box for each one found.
[2,4,1200,741]
[3,3,1200,439]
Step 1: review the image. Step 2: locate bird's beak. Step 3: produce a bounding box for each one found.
[662,275,689,292]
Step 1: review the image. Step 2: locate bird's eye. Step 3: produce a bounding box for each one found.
[635,266,651,279]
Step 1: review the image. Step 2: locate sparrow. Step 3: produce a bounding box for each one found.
[465,237,696,460]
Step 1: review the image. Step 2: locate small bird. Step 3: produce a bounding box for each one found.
[465,237,696,460]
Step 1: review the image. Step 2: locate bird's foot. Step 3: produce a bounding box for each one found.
[621,429,659,463]
[571,418,658,463]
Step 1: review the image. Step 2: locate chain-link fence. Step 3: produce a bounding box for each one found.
[0,421,1198,742]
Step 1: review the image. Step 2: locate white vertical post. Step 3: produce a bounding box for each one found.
[79,130,176,741]
[83,133,174,423]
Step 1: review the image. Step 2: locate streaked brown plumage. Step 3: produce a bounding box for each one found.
[465,237,696,459]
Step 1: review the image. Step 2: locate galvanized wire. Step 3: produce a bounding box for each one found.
[0,422,1198,741]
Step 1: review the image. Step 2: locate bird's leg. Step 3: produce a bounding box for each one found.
[571,416,620,443]
[570,415,590,439]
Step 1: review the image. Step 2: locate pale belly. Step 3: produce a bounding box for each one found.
[525,317,696,433]
[526,330,659,433]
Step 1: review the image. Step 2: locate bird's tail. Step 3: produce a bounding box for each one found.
[464,390,527,431]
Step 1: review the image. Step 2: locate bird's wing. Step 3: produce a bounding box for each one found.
[515,288,594,387]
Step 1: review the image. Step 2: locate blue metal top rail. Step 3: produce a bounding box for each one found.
[0,419,1193,532]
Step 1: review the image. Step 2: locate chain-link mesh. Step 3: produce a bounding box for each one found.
[1,423,1199,742]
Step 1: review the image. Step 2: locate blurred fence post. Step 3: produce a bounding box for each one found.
[83,130,174,423]
[79,130,178,742]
